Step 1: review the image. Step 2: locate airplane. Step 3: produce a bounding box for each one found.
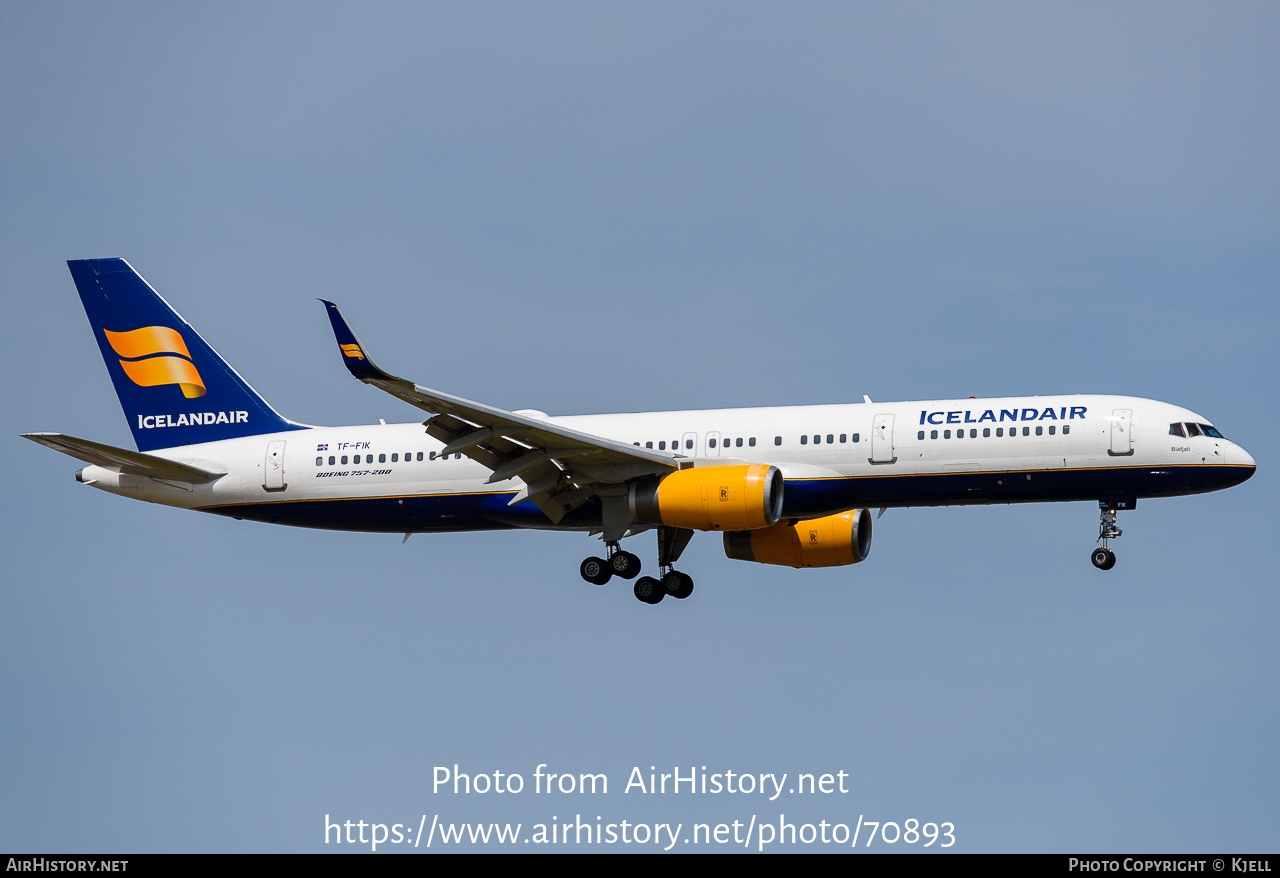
[24,259,1257,604]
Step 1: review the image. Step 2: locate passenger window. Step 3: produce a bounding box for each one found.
[917,431,925,440]
[852,433,860,443]
[969,429,977,438]
[839,434,846,443]
[1169,423,1186,437]
[429,451,436,460]
[634,442,640,446]
[955,430,962,439]
[341,455,349,464]
[391,454,398,462]
[658,441,666,450]
[417,452,424,461]
[316,457,322,466]
[826,434,834,444]
[646,441,654,448]
[736,438,743,447]
[749,437,756,447]
[687,439,695,449]
[455,453,462,459]
[944,430,951,439]
[774,436,782,446]
[800,435,808,445]
[1048,426,1055,435]
[708,439,715,448]
[1062,425,1069,435]
[813,435,820,444]
[328,455,335,465]
[1022,427,1030,436]
[983,428,990,437]
[1185,423,1202,437]
[996,428,1003,437]
[379,453,386,463]
[1035,426,1043,436]
[930,430,938,439]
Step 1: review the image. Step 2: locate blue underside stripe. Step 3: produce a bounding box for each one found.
[199,465,1254,533]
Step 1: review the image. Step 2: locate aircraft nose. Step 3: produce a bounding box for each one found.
[1226,443,1256,472]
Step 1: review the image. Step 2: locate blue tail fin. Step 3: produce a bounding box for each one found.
[68,258,307,451]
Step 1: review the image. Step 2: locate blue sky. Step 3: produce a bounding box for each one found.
[2,2,1277,852]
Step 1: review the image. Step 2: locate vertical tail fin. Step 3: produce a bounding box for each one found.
[68,258,307,451]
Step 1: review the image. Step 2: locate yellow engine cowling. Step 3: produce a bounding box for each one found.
[628,464,784,532]
[722,509,872,568]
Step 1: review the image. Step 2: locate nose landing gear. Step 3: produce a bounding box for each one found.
[1091,501,1122,570]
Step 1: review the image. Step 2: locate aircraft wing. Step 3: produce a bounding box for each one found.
[22,432,225,482]
[320,300,678,522]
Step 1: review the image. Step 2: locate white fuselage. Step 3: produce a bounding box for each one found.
[75,394,1255,535]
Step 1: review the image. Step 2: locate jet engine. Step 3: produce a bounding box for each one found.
[628,464,784,532]
[722,509,872,568]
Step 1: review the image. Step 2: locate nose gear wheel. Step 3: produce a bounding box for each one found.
[1091,501,1123,571]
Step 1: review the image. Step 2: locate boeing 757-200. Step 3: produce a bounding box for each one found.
[24,259,1256,604]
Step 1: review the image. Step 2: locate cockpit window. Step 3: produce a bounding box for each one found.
[1169,423,1186,437]
[1199,424,1224,439]
[1185,423,1202,437]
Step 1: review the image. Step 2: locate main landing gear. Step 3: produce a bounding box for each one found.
[1091,500,1122,570]
[579,527,697,604]
[632,569,694,605]
[580,542,641,586]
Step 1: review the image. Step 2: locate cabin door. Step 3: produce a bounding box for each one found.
[870,414,896,464]
[263,440,287,490]
[1109,409,1133,456]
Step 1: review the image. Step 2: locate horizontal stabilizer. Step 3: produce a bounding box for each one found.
[22,433,224,482]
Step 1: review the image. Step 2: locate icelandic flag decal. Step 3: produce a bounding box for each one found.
[317,443,329,451]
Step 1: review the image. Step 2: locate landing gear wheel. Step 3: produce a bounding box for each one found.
[1091,547,1116,570]
[580,556,612,585]
[634,576,663,604]
[610,551,642,580]
[663,571,694,600]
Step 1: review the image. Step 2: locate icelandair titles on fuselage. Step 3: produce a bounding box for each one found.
[138,411,249,429]
[920,406,1088,425]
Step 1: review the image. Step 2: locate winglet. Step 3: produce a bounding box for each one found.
[319,299,399,383]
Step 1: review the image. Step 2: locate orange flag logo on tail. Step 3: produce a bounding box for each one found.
[104,327,206,398]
